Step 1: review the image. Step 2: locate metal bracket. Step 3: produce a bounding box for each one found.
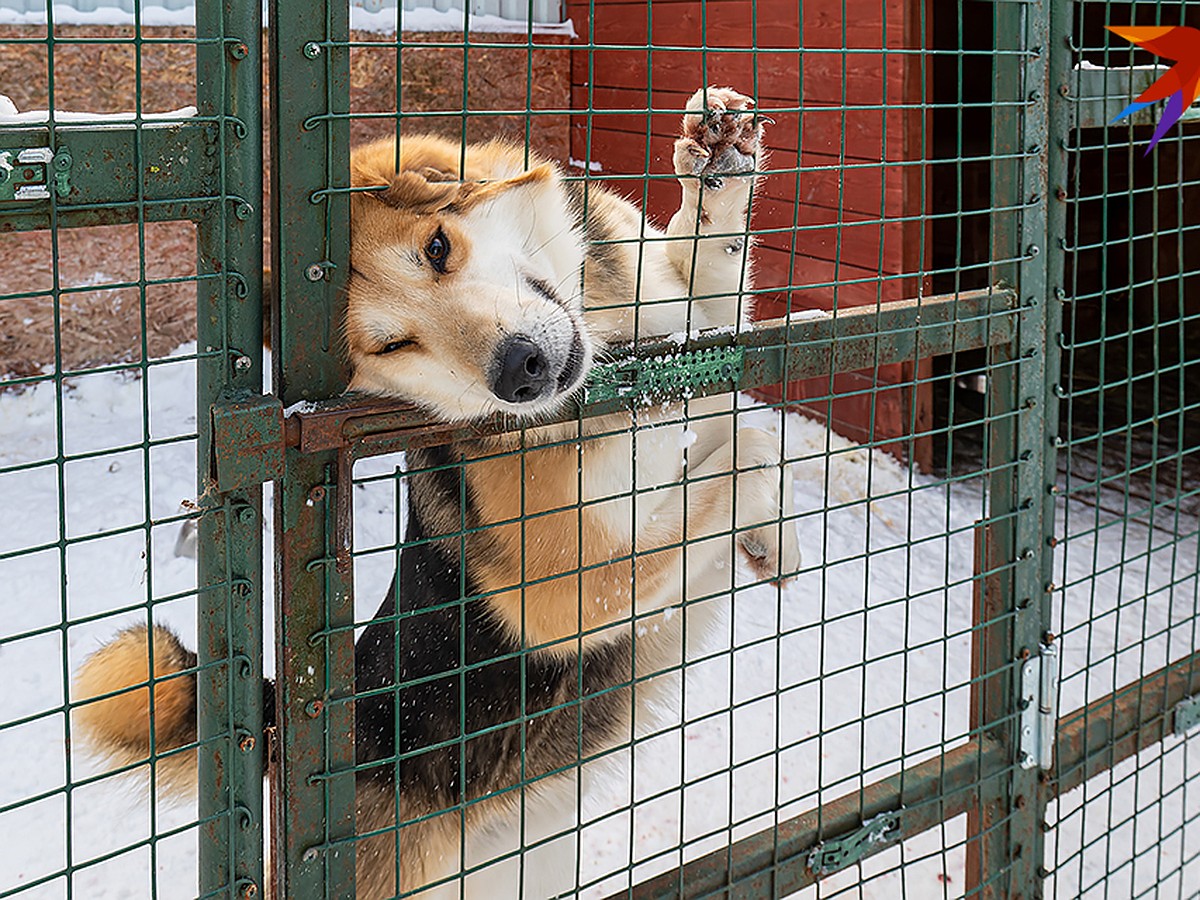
[806,810,901,876]
[585,344,744,404]
[212,394,286,492]
[0,146,71,201]
[1174,694,1200,736]
[1019,640,1059,770]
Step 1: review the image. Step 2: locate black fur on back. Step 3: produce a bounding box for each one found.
[353,445,633,815]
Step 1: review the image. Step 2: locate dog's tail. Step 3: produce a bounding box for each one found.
[72,624,202,793]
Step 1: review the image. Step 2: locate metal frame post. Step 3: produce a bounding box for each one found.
[195,0,266,895]
[267,0,357,894]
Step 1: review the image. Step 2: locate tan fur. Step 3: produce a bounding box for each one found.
[72,625,197,791]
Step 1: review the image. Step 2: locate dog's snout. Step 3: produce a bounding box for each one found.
[491,335,552,404]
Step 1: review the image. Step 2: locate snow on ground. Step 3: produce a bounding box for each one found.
[1,349,1197,898]
[0,1,578,35]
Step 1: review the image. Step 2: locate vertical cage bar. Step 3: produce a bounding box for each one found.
[978,0,1058,896]
[268,0,356,894]
[195,0,266,894]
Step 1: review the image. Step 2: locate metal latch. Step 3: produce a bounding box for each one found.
[212,394,286,493]
[1019,639,1059,770]
[806,810,901,876]
[0,147,72,202]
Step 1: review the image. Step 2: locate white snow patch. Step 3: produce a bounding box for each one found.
[0,1,577,35]
[0,94,197,125]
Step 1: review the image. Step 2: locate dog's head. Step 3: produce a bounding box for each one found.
[345,137,593,423]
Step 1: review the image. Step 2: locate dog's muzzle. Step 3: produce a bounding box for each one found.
[490,332,587,406]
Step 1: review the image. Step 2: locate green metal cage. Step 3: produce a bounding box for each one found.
[1,0,1198,897]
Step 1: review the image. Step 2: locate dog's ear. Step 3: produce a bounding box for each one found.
[351,144,554,215]
[438,164,556,214]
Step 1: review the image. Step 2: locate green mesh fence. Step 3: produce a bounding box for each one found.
[1,0,1198,897]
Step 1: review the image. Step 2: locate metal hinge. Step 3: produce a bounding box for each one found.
[1174,694,1200,736]
[806,810,901,877]
[0,146,72,202]
[211,394,285,492]
[1019,640,1059,770]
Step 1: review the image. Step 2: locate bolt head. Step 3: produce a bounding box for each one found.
[303,41,323,58]
[239,734,256,752]
[230,42,249,59]
[234,354,253,371]
[305,263,325,282]
[302,848,320,863]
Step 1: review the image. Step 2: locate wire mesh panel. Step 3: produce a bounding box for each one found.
[266,0,1059,897]
[0,0,264,896]
[1045,2,1200,897]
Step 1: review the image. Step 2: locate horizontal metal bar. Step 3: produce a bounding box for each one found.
[1070,64,1200,130]
[610,735,1006,899]
[0,120,219,231]
[1052,649,1200,796]
[284,286,1018,458]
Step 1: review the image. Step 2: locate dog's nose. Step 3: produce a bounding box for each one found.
[491,335,552,404]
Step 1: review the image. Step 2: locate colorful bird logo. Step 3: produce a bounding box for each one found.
[1107,25,1200,153]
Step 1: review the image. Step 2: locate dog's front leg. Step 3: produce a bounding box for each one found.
[634,425,800,615]
[665,86,767,329]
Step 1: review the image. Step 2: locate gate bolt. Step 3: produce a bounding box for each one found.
[304,42,323,58]
[237,505,257,525]
[305,263,326,282]
[238,732,256,753]
[309,485,327,503]
[302,848,320,863]
[234,354,253,372]
[305,699,324,718]
[239,881,258,898]
[230,42,249,60]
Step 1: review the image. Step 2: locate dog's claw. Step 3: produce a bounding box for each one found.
[674,86,766,182]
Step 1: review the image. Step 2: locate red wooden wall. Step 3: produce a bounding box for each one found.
[565,0,933,466]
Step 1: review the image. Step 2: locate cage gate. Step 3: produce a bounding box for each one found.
[260,0,1051,894]
[4,0,1200,895]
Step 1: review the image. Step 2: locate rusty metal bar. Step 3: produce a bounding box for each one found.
[610,736,1007,900]
[967,523,1012,899]
[284,286,1018,459]
[1051,650,1200,796]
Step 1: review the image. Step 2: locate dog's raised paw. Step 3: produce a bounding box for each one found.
[673,86,765,185]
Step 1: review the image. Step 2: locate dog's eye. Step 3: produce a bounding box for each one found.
[424,229,450,272]
[378,338,417,355]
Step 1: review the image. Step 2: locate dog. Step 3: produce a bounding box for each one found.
[73,86,800,899]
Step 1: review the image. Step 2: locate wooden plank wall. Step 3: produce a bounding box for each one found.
[566,0,933,465]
